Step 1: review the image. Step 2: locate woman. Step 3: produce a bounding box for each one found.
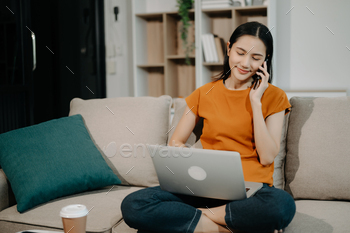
[121,22,296,233]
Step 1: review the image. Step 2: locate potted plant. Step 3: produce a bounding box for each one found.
[177,0,195,65]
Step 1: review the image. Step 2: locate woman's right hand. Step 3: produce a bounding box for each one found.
[249,61,269,104]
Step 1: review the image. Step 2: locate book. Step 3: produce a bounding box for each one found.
[208,34,219,63]
[202,0,234,8]
[219,37,226,57]
[204,34,214,62]
[214,36,225,63]
[202,0,233,4]
[202,3,233,9]
[201,34,211,62]
[202,0,233,3]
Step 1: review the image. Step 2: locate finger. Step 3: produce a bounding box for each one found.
[262,60,267,70]
[252,79,258,89]
[260,61,267,71]
[259,62,269,80]
[256,72,264,84]
[253,78,260,89]
[258,67,268,84]
[258,65,267,77]
[252,80,257,89]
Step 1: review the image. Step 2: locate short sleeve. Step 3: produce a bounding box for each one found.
[185,88,200,116]
[262,86,291,119]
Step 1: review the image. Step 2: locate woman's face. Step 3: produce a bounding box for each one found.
[227,35,267,82]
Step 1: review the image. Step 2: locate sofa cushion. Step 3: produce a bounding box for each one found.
[0,221,57,232]
[0,169,9,212]
[69,95,172,187]
[168,98,288,189]
[0,114,121,213]
[284,200,350,233]
[0,169,16,212]
[285,97,350,200]
[273,113,290,190]
[0,185,145,233]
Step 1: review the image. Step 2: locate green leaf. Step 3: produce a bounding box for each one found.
[177,0,194,65]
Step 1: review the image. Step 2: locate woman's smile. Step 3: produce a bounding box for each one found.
[237,67,250,74]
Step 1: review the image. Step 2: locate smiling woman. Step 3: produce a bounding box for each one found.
[213,21,273,89]
[121,22,296,233]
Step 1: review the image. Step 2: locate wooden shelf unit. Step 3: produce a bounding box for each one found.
[197,3,268,86]
[132,0,270,97]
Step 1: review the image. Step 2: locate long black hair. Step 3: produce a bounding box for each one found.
[212,21,274,84]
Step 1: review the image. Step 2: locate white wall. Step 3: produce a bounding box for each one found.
[105,0,178,97]
[275,0,350,95]
[105,0,350,97]
[104,0,133,97]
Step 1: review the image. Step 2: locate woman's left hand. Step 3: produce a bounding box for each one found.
[249,61,270,104]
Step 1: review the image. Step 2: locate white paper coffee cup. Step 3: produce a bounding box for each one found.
[60,204,88,233]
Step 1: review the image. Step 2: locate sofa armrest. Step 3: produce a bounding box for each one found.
[0,169,16,212]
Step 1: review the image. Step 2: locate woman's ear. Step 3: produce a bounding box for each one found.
[227,42,231,56]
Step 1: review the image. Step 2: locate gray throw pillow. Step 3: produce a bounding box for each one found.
[285,97,350,200]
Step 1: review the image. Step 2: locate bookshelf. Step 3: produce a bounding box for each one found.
[132,0,272,97]
[196,2,269,88]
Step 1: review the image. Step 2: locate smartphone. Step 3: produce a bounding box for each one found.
[252,58,268,89]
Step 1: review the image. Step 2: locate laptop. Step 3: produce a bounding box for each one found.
[147,145,263,200]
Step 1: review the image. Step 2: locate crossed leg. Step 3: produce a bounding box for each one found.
[197,205,283,233]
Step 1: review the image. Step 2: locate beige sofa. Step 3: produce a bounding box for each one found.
[0,95,349,233]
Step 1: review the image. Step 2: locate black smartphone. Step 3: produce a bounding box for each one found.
[252,58,268,89]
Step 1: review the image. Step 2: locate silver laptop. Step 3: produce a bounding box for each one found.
[147,145,263,200]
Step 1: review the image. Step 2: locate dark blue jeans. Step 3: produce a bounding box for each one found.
[121,184,296,233]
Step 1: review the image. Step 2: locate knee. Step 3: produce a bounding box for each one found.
[121,192,135,214]
[121,191,144,226]
[121,188,159,227]
[270,192,296,228]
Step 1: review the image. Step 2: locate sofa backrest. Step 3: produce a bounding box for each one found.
[69,95,172,187]
[0,169,16,211]
[285,96,350,200]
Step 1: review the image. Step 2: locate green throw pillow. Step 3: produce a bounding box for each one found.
[0,114,122,213]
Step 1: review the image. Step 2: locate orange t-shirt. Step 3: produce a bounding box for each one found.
[185,79,291,186]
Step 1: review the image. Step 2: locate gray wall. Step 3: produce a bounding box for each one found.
[104,0,133,97]
[104,0,177,98]
[275,0,350,95]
